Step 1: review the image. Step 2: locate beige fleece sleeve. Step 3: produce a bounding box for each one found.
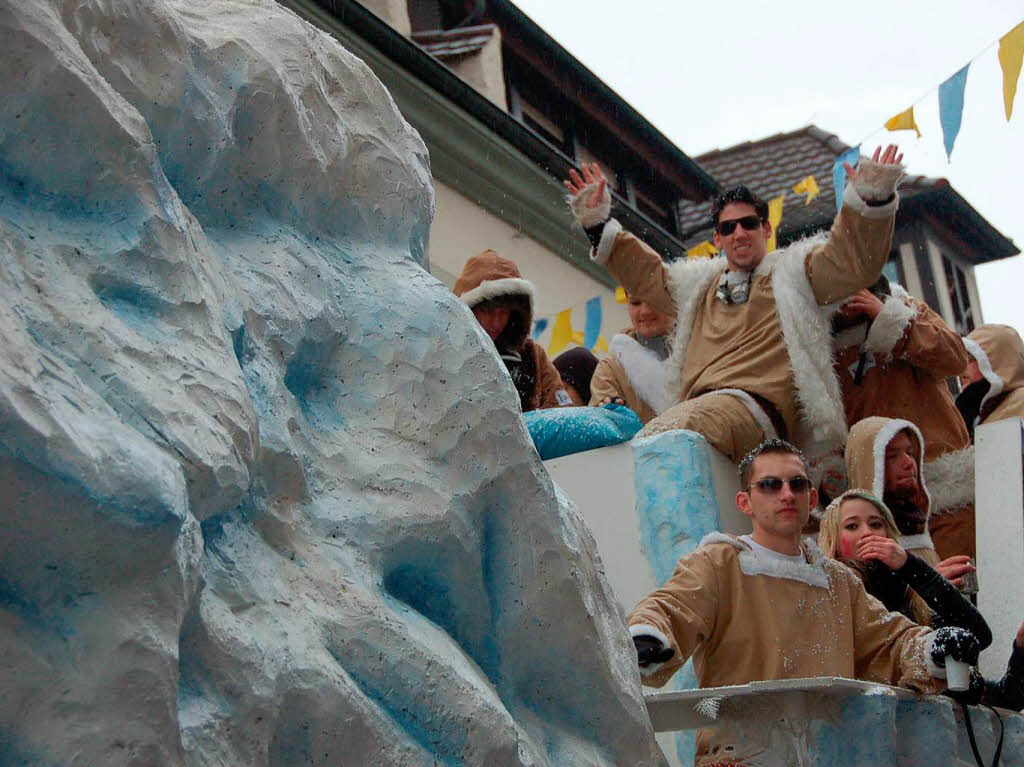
[599,230,678,318]
[892,299,969,379]
[626,548,720,688]
[846,570,946,694]
[588,357,625,406]
[804,204,896,306]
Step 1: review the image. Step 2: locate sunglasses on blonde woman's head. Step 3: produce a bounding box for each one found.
[747,476,813,494]
[716,215,763,236]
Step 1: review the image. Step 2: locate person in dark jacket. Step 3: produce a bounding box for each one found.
[552,346,599,407]
[821,490,1024,710]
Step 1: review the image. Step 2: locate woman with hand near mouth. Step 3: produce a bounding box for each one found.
[819,490,988,636]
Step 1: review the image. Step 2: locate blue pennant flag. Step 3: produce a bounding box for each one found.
[582,296,602,350]
[833,146,860,210]
[939,64,970,161]
[533,318,549,339]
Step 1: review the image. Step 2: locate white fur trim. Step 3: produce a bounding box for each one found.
[592,218,622,265]
[459,277,536,312]
[713,389,778,439]
[629,623,671,646]
[863,295,917,358]
[923,447,975,515]
[698,531,745,550]
[963,337,1004,417]
[568,179,611,229]
[870,419,932,519]
[663,257,730,404]
[771,234,849,449]
[900,532,935,551]
[629,623,673,677]
[842,158,904,218]
[737,538,831,589]
[610,333,672,414]
[924,632,947,679]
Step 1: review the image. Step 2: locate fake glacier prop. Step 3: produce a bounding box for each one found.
[0,2,664,764]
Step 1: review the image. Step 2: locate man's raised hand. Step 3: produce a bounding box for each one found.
[844,144,904,180]
[564,162,608,208]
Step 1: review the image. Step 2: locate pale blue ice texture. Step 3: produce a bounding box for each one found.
[632,430,725,765]
[0,1,664,765]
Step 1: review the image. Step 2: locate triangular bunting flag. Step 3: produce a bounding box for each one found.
[583,296,603,350]
[766,195,784,252]
[938,65,970,160]
[548,309,573,355]
[884,106,922,137]
[686,241,719,258]
[532,318,549,340]
[999,20,1024,121]
[615,285,628,303]
[833,147,860,210]
[792,175,820,205]
[593,335,609,354]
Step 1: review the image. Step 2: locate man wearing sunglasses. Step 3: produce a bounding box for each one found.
[625,438,980,762]
[564,146,904,474]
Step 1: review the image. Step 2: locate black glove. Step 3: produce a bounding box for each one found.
[931,626,982,668]
[633,634,675,668]
[584,222,606,250]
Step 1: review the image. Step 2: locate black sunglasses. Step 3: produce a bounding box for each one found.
[716,215,763,236]
[747,476,813,494]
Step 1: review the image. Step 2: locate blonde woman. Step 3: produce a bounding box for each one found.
[820,490,990,642]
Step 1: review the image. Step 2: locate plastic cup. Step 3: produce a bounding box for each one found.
[946,657,971,691]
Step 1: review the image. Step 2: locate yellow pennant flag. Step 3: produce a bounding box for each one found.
[999,20,1024,120]
[884,106,922,137]
[548,308,573,355]
[592,334,608,353]
[686,241,719,258]
[615,285,628,303]
[792,175,820,205]
[571,330,585,346]
[766,195,784,252]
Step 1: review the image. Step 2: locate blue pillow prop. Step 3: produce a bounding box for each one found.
[524,404,644,460]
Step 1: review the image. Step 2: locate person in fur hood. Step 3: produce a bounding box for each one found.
[832,277,975,559]
[843,416,976,584]
[564,145,904,476]
[627,439,978,764]
[453,249,571,412]
[958,323,1024,436]
[588,293,675,424]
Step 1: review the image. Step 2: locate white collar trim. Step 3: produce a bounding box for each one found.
[699,532,831,589]
[610,333,672,413]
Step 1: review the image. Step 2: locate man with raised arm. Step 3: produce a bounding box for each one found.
[627,438,980,764]
[564,147,903,481]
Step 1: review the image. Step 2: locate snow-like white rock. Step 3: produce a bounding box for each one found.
[0,2,663,764]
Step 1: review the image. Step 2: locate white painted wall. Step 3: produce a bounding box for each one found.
[975,417,1024,679]
[428,180,631,351]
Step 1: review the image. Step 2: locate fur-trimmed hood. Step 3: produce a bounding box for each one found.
[846,417,933,548]
[964,324,1024,414]
[454,249,535,351]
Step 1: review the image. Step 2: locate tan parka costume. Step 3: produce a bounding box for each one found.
[573,159,902,468]
[587,329,669,424]
[627,533,945,758]
[834,287,974,559]
[963,323,1024,426]
[454,250,569,412]
[845,417,940,565]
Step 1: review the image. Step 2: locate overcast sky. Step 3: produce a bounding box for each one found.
[512,0,1024,334]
